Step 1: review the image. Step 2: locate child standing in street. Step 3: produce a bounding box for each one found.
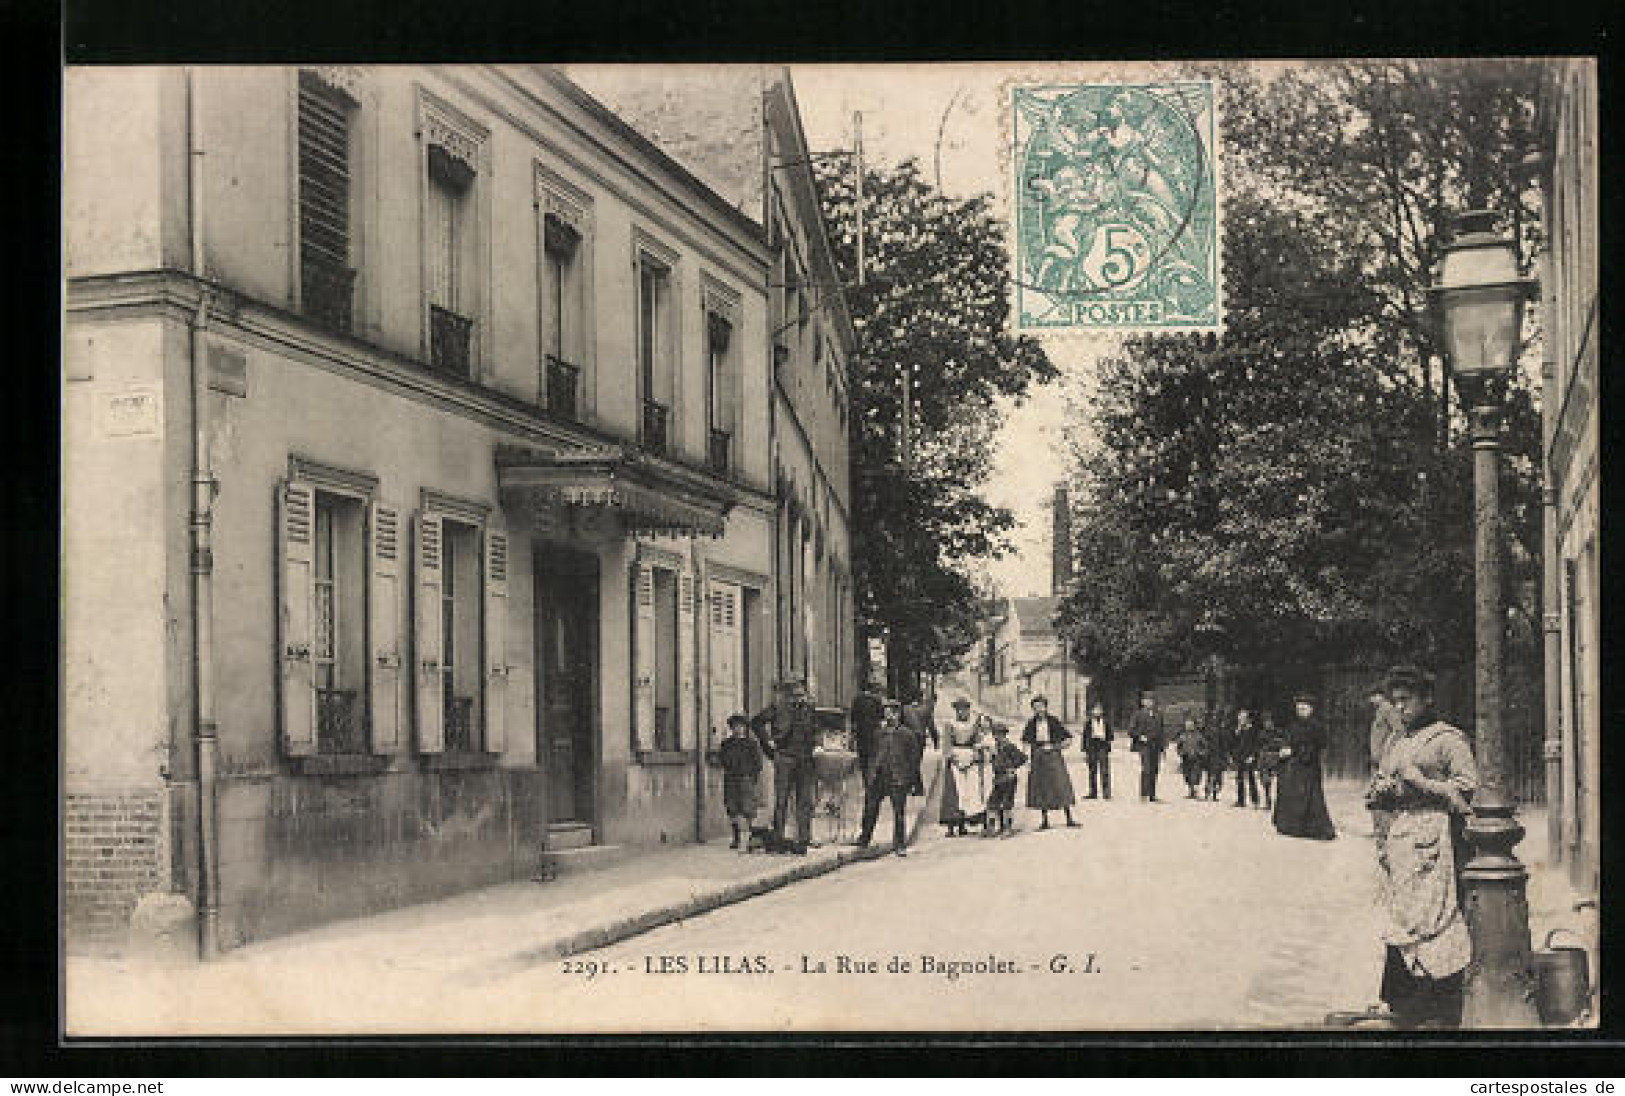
[1257,710,1283,810]
[718,713,763,849]
[1177,716,1205,798]
[1202,715,1227,801]
[985,722,1027,836]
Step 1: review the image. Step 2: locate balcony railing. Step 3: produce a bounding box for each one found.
[545,356,580,420]
[317,688,364,755]
[444,695,475,753]
[641,400,670,457]
[302,257,356,333]
[708,428,731,476]
[429,305,474,377]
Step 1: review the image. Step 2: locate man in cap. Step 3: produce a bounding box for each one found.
[1127,692,1168,802]
[750,677,820,854]
[850,679,885,781]
[856,699,923,855]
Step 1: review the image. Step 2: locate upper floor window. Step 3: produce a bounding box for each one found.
[637,249,675,455]
[298,70,358,332]
[704,281,741,477]
[542,212,584,418]
[420,94,487,380]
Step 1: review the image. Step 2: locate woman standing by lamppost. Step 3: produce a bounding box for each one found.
[1366,664,1479,1029]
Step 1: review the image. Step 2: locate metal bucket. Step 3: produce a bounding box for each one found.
[1533,928,1593,1027]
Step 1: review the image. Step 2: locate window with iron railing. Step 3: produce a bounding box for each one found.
[708,428,731,476]
[311,490,367,754]
[444,695,475,753]
[642,400,669,457]
[438,517,483,752]
[429,304,473,377]
[298,71,356,333]
[545,356,579,420]
[317,688,364,754]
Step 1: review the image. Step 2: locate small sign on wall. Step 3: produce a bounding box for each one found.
[94,384,162,441]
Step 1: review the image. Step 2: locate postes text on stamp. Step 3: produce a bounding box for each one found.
[1012,80,1220,334]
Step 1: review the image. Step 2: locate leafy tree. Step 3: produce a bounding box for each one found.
[1059,61,1545,689]
[815,158,1058,690]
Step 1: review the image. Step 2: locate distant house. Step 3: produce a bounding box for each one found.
[970,596,1090,724]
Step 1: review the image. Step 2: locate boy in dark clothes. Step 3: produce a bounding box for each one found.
[1202,716,1227,801]
[985,723,1027,836]
[717,713,763,849]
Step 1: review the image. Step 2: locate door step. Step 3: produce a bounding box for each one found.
[547,822,595,850]
[536,842,630,880]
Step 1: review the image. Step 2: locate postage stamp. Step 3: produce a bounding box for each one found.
[1010,79,1221,334]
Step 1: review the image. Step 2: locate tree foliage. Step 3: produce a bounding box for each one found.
[1059,61,1546,682]
[815,157,1058,684]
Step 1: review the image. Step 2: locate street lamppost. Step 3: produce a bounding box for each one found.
[1430,209,1540,1028]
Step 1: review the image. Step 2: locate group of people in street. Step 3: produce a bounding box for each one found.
[933,694,1083,839]
[1109,692,1338,841]
[728,661,1487,1030]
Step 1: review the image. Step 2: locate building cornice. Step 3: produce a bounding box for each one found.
[469,66,771,286]
[65,269,777,517]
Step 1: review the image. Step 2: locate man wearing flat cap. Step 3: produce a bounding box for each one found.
[856,699,923,855]
[750,678,819,853]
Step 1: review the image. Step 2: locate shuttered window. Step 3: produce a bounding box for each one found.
[298,72,356,331]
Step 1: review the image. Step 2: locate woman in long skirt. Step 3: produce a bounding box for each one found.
[1367,665,1477,1028]
[1021,696,1078,829]
[939,698,988,836]
[1272,693,1337,840]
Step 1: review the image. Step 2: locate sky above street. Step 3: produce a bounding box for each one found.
[791,64,1112,598]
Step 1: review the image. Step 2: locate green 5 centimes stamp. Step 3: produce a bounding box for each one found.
[1012,80,1220,333]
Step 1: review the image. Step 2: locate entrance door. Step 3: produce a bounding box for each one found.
[537,549,598,827]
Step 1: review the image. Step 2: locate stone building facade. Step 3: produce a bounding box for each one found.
[566,65,860,713]
[64,65,793,951]
[1534,58,1600,899]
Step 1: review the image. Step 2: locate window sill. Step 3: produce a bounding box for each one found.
[637,749,694,766]
[292,754,393,777]
[422,751,499,771]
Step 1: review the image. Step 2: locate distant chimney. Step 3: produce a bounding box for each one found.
[1051,483,1073,595]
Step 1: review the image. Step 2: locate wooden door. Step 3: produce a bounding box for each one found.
[537,552,598,825]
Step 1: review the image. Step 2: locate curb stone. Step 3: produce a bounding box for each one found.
[470,757,945,980]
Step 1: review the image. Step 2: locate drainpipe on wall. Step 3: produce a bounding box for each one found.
[1531,151,1565,868]
[185,67,222,961]
[692,534,708,842]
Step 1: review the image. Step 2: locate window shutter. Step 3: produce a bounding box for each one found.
[632,561,656,753]
[677,570,697,751]
[708,584,741,745]
[414,512,446,753]
[483,527,509,755]
[368,503,403,753]
[279,481,318,757]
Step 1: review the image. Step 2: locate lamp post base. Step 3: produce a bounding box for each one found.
[1459,785,1541,1028]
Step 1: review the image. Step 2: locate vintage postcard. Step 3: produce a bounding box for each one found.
[61,58,1599,1036]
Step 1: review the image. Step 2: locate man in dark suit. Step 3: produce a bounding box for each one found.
[750,678,819,854]
[1127,693,1167,802]
[1082,700,1114,799]
[1231,707,1261,808]
[850,683,884,776]
[900,685,939,795]
[856,700,923,855]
